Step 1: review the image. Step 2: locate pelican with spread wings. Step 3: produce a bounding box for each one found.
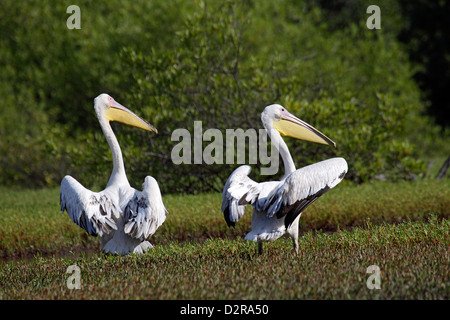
[60,94,166,255]
[221,104,347,254]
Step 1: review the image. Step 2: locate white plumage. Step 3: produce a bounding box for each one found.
[222,104,347,254]
[60,94,166,255]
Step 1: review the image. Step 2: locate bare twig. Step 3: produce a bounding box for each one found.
[436,156,450,179]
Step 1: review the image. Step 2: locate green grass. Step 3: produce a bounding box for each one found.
[0,179,449,299]
[1,219,448,299]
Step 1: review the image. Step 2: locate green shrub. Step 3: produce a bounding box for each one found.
[0,0,190,187]
[121,0,426,192]
[0,0,439,191]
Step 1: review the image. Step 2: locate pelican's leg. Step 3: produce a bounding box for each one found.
[291,225,299,254]
[293,237,299,254]
[288,216,300,254]
[257,241,263,255]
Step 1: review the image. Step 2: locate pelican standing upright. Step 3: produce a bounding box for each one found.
[222,104,347,254]
[60,94,167,255]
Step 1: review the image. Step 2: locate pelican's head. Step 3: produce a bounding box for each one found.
[94,93,157,133]
[262,104,335,147]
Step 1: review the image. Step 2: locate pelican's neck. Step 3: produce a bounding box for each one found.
[266,125,296,179]
[97,113,128,188]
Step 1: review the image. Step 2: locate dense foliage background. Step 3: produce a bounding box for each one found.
[0,0,448,193]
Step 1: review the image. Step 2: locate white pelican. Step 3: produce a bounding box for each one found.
[221,104,347,254]
[60,94,167,255]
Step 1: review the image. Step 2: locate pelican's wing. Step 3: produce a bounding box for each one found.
[221,165,260,227]
[124,176,167,241]
[60,175,119,237]
[259,157,348,228]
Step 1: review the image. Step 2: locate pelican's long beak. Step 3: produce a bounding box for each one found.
[104,100,158,133]
[273,109,335,147]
